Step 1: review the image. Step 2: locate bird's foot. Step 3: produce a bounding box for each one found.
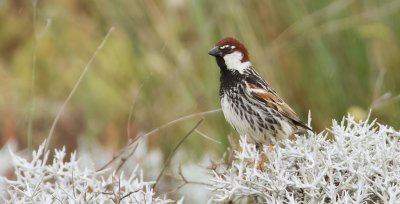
[256,144,273,171]
[257,153,269,171]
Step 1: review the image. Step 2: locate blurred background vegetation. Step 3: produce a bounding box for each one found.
[1,0,400,160]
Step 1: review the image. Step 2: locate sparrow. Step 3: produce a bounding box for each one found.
[208,37,311,146]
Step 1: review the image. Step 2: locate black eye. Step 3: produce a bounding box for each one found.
[220,45,234,53]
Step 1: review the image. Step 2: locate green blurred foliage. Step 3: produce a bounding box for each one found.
[1,0,399,157]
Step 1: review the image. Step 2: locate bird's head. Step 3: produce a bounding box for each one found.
[208,37,251,74]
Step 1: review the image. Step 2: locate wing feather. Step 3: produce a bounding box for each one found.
[245,80,311,131]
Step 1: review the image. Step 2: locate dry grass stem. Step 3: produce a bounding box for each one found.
[45,27,115,153]
[153,118,204,190]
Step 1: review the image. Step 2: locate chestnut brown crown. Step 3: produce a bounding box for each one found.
[208,37,250,62]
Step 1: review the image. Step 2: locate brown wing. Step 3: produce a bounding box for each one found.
[246,82,312,131]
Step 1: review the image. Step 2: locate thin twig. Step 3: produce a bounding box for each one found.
[372,68,386,102]
[97,109,220,171]
[127,74,152,139]
[72,170,76,199]
[32,174,45,199]
[97,151,123,172]
[118,190,140,204]
[371,93,400,110]
[45,27,115,153]
[176,163,212,186]
[195,129,221,144]
[28,0,39,155]
[116,143,139,173]
[153,118,204,190]
[50,194,63,204]
[132,109,220,144]
[163,163,212,194]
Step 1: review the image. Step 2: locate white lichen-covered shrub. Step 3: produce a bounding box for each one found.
[1,114,399,203]
[210,115,400,203]
[0,142,180,204]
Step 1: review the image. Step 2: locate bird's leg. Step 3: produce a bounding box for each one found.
[269,144,273,152]
[255,143,262,151]
[255,143,269,171]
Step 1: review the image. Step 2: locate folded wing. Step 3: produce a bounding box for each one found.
[245,79,312,131]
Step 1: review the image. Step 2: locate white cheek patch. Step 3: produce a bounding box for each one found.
[223,51,251,74]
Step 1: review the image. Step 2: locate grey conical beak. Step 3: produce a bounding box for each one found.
[208,47,222,57]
